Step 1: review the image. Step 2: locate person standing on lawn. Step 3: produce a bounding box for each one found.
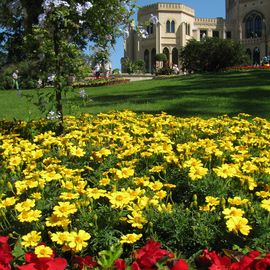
[12,69,19,90]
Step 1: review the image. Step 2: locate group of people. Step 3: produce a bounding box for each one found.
[94,60,112,79]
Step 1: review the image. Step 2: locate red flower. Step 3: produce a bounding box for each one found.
[133,240,174,269]
[131,261,141,270]
[0,236,13,269]
[253,260,268,270]
[196,249,231,270]
[170,259,189,270]
[17,252,67,270]
[73,255,97,269]
[115,259,126,270]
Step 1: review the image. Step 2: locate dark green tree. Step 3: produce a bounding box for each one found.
[0,0,135,132]
[180,38,248,73]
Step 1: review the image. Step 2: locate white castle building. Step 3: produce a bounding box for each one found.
[122,0,270,72]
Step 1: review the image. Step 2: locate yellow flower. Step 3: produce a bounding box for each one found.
[53,202,77,217]
[115,167,134,179]
[148,181,163,191]
[34,245,53,258]
[120,233,142,244]
[50,231,71,245]
[222,207,244,219]
[30,192,42,200]
[213,164,237,178]
[256,191,270,198]
[94,148,111,159]
[157,203,173,212]
[261,199,270,212]
[154,190,167,200]
[17,210,42,223]
[226,216,252,236]
[188,166,208,180]
[127,211,147,229]
[241,161,258,174]
[9,156,22,167]
[183,158,203,168]
[86,188,106,200]
[99,178,110,186]
[21,231,41,248]
[149,165,165,173]
[205,196,220,206]
[133,176,150,186]
[67,230,91,252]
[1,197,17,208]
[108,191,133,208]
[228,196,249,206]
[15,199,36,212]
[46,214,71,227]
[69,146,85,157]
[59,192,79,200]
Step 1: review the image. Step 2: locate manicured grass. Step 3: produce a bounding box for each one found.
[1,70,270,120]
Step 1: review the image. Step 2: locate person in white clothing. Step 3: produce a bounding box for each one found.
[104,60,112,78]
[12,70,19,90]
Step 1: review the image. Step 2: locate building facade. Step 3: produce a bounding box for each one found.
[122,0,270,72]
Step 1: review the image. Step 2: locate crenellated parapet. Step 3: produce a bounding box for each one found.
[138,2,195,17]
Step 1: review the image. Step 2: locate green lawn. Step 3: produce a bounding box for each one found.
[1,70,270,120]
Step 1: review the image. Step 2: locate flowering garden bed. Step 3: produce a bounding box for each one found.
[225,65,270,71]
[0,111,270,269]
[73,78,130,88]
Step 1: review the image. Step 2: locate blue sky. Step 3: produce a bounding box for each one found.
[110,0,225,69]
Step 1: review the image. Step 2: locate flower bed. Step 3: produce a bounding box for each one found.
[0,111,270,268]
[73,78,130,88]
[225,65,270,71]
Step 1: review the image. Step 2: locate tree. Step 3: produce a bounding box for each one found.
[155,53,167,62]
[180,38,248,73]
[0,0,135,132]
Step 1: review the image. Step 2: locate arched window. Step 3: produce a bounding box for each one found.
[166,20,171,33]
[151,48,156,73]
[150,23,154,34]
[254,16,262,37]
[144,49,150,73]
[171,20,175,33]
[245,13,263,38]
[172,48,178,65]
[246,16,253,38]
[163,47,170,66]
[146,25,150,35]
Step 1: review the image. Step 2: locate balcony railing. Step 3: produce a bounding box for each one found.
[241,37,264,45]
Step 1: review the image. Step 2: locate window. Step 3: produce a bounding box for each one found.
[213,31,219,38]
[166,20,171,33]
[150,23,154,34]
[226,31,231,39]
[185,23,191,35]
[166,20,175,33]
[147,23,154,35]
[162,47,169,65]
[171,20,175,33]
[245,13,263,38]
[172,48,178,65]
[254,16,262,37]
[200,30,207,40]
[144,49,150,73]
